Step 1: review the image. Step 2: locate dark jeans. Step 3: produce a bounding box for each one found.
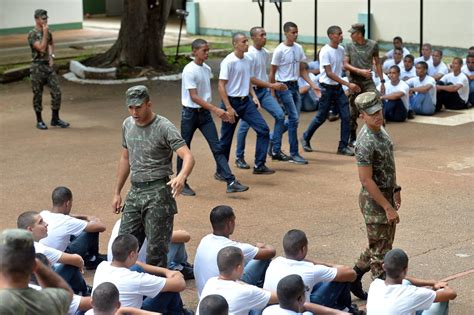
[66,231,99,261]
[436,82,468,110]
[382,99,408,122]
[220,96,270,168]
[469,79,474,105]
[177,107,235,184]
[303,83,351,150]
[310,281,352,310]
[53,263,88,295]
[275,81,302,156]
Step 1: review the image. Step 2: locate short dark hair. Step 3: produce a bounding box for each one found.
[277,274,305,308]
[393,36,403,43]
[210,205,235,231]
[111,234,139,262]
[384,248,408,279]
[283,21,297,32]
[283,229,308,257]
[422,43,432,50]
[92,282,120,313]
[217,246,243,276]
[192,39,208,51]
[327,25,341,36]
[389,65,401,73]
[52,186,73,206]
[250,26,264,37]
[232,32,246,45]
[433,49,443,57]
[452,57,463,65]
[467,54,474,59]
[404,54,415,62]
[199,294,229,315]
[17,211,39,229]
[416,61,428,70]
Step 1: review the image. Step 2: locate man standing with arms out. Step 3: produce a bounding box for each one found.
[235,26,289,168]
[112,85,195,267]
[28,9,69,130]
[350,92,401,301]
[300,25,360,156]
[219,32,274,175]
[344,23,384,146]
[178,39,248,196]
[270,21,319,165]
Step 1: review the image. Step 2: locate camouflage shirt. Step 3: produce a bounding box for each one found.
[0,287,71,315]
[355,124,396,191]
[122,114,186,183]
[345,39,379,80]
[27,28,52,62]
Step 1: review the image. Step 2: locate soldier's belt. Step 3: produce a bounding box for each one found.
[131,177,170,188]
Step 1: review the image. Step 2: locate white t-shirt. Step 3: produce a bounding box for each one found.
[407,75,437,104]
[263,305,303,314]
[198,277,271,315]
[372,72,390,87]
[181,61,212,108]
[107,219,147,263]
[440,72,469,102]
[92,261,166,308]
[34,241,62,264]
[271,42,306,82]
[377,80,410,110]
[219,52,253,97]
[428,62,449,77]
[246,45,270,82]
[386,47,410,59]
[39,210,87,252]
[263,256,337,302]
[29,284,82,315]
[400,66,416,80]
[366,279,436,315]
[383,59,404,73]
[298,73,320,90]
[318,44,345,85]
[461,64,474,77]
[194,234,259,295]
[414,56,433,68]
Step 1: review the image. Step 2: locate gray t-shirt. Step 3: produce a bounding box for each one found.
[345,39,379,74]
[0,287,71,315]
[122,114,186,183]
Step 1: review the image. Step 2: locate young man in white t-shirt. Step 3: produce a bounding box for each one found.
[17,211,89,295]
[400,54,417,81]
[177,39,248,196]
[462,54,474,104]
[193,205,275,296]
[264,230,358,313]
[198,246,277,315]
[379,65,411,121]
[436,57,470,110]
[93,234,191,314]
[407,61,437,115]
[219,32,274,175]
[414,43,434,69]
[383,47,404,74]
[270,21,320,165]
[39,186,107,269]
[366,248,457,315]
[385,36,410,59]
[428,50,449,81]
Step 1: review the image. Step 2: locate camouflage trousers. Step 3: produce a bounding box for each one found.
[119,177,177,267]
[30,63,61,112]
[348,78,377,137]
[356,189,396,279]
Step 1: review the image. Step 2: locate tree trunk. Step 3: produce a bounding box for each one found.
[85,0,173,70]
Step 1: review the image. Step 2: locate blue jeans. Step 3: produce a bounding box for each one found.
[275,82,302,156]
[301,89,319,112]
[240,259,271,288]
[130,265,184,314]
[53,263,88,295]
[469,80,474,105]
[167,242,188,270]
[177,107,235,184]
[303,84,351,150]
[66,231,99,261]
[383,99,408,122]
[220,96,270,168]
[410,93,435,115]
[236,88,285,157]
[310,281,352,310]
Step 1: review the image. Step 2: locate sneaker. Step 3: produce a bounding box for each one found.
[337,146,355,156]
[36,121,48,130]
[214,172,226,182]
[271,151,290,161]
[289,154,308,165]
[300,137,313,152]
[348,139,357,148]
[235,157,250,169]
[84,254,107,270]
[179,265,195,280]
[227,180,249,193]
[253,164,275,175]
[407,110,415,119]
[181,183,196,196]
[50,119,70,128]
[350,280,368,300]
[327,112,339,122]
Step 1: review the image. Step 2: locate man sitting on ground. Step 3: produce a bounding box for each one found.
[407,61,437,115]
[414,43,434,68]
[198,246,277,315]
[461,54,474,105]
[383,47,404,74]
[198,295,229,315]
[263,229,359,314]
[40,186,107,269]
[194,205,275,296]
[436,57,470,110]
[0,229,73,315]
[298,62,321,112]
[379,65,411,121]
[428,50,449,82]
[400,55,416,81]
[366,248,457,315]
[385,36,410,59]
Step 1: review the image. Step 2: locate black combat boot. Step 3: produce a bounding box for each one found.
[350,266,368,300]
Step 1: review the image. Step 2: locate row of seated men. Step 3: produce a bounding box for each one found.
[1,189,458,315]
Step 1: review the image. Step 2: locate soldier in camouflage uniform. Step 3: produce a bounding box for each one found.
[343,23,385,145]
[28,9,69,130]
[111,85,195,268]
[350,92,402,300]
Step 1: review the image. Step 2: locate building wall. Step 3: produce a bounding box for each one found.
[0,0,83,35]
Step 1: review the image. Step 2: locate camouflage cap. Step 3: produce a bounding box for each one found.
[0,229,34,250]
[348,23,365,34]
[355,92,383,115]
[34,9,48,19]
[125,85,150,107]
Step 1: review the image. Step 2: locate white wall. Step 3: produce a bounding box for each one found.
[0,0,83,29]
